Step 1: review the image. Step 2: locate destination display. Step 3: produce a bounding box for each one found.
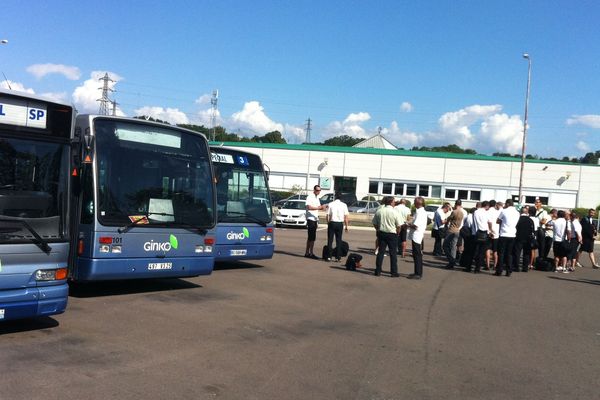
[0,96,47,129]
[211,152,234,164]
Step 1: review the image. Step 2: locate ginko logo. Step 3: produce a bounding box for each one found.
[226,227,250,240]
[144,234,179,251]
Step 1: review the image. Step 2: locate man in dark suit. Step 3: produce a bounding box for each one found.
[577,208,598,268]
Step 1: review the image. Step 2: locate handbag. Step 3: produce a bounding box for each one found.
[529,233,538,249]
[437,226,448,239]
[476,229,489,242]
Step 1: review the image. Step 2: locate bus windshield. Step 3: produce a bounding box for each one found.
[215,164,272,225]
[93,119,215,228]
[0,137,69,243]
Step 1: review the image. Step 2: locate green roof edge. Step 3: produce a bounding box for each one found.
[209,141,598,167]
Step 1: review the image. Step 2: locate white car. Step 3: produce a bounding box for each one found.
[275,199,307,227]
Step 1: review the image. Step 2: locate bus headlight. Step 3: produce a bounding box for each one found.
[111,245,122,253]
[35,268,68,281]
[195,245,204,253]
[99,244,110,253]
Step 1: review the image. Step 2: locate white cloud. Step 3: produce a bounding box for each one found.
[324,112,372,139]
[383,121,421,148]
[72,71,123,114]
[26,63,81,80]
[566,114,600,129]
[230,101,284,134]
[194,108,220,127]
[195,94,212,105]
[400,102,413,113]
[39,92,69,103]
[436,104,502,147]
[576,140,591,153]
[0,80,35,93]
[228,101,305,142]
[133,106,189,124]
[478,113,524,154]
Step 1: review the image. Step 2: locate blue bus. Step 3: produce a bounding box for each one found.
[70,115,216,281]
[0,89,74,321]
[210,147,274,261]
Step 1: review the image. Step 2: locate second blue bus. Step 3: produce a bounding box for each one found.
[210,147,274,262]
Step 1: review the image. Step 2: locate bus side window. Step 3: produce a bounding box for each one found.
[80,165,94,224]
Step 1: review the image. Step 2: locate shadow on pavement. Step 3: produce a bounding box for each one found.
[214,261,265,271]
[273,250,311,258]
[0,316,59,335]
[69,278,201,298]
[547,276,600,286]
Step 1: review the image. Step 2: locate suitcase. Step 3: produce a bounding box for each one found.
[322,241,349,260]
[321,245,329,260]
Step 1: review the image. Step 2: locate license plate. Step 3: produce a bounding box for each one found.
[230,249,247,256]
[284,219,295,223]
[148,262,173,270]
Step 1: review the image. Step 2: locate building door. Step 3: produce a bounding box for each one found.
[333,176,356,194]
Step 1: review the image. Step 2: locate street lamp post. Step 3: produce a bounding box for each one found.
[518,53,532,205]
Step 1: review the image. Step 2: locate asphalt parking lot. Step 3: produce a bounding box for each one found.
[1,226,599,400]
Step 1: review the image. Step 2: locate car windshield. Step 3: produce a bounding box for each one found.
[352,201,368,208]
[282,201,305,210]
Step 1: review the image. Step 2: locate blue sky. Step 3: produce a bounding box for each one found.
[1,1,599,157]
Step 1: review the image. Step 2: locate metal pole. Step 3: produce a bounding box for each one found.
[518,53,532,205]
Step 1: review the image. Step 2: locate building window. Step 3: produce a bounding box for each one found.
[382,182,393,194]
[458,190,469,200]
[406,184,417,196]
[394,183,404,196]
[419,185,429,197]
[470,190,481,201]
[368,181,379,194]
[445,189,456,199]
[431,185,441,198]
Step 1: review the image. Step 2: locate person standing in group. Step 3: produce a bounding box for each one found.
[552,210,568,272]
[407,196,428,279]
[513,205,535,272]
[577,208,599,268]
[372,196,403,277]
[566,211,582,271]
[325,192,349,262]
[527,207,540,270]
[432,203,450,256]
[394,198,411,258]
[304,185,326,259]
[533,200,550,260]
[471,201,491,273]
[495,199,520,276]
[486,200,503,270]
[459,207,477,270]
[442,200,465,270]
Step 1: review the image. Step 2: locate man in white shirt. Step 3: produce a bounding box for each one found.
[407,196,428,279]
[495,199,520,276]
[394,198,411,257]
[304,185,326,259]
[471,201,490,273]
[432,203,451,256]
[325,192,349,261]
[486,200,502,270]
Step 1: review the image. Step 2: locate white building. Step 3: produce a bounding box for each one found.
[216,142,600,209]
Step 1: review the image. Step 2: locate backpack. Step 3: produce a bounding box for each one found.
[345,253,363,271]
[535,257,554,272]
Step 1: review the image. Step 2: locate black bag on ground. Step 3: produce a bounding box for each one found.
[321,245,329,260]
[535,256,553,272]
[323,241,349,259]
[345,253,363,271]
[338,241,350,257]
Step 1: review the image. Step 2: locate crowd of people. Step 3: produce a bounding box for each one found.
[302,184,599,278]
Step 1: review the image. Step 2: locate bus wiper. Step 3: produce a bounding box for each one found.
[222,211,268,227]
[0,217,52,254]
[117,215,151,234]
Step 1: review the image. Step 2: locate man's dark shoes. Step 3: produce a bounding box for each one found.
[494,271,502,276]
[374,271,381,277]
[305,253,318,260]
[390,272,400,277]
[444,264,454,270]
[407,274,422,280]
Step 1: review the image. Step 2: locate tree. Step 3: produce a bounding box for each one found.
[323,135,363,147]
[251,130,287,144]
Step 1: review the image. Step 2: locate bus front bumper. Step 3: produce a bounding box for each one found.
[214,243,275,261]
[0,284,68,321]
[74,256,215,281]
